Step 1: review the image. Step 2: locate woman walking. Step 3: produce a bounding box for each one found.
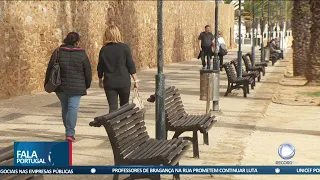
[217,31,227,71]
[44,32,92,142]
[98,25,139,113]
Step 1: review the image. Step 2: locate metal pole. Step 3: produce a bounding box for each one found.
[251,0,255,66]
[155,0,166,140]
[268,0,270,42]
[213,0,219,111]
[237,0,242,78]
[261,0,265,62]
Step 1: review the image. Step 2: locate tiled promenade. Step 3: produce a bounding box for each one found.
[1,47,320,180]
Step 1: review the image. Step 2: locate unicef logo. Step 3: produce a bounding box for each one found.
[278,143,295,160]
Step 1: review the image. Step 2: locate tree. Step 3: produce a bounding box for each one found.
[306,0,320,83]
[291,0,311,76]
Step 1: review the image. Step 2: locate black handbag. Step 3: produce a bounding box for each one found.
[219,44,228,56]
[45,48,61,93]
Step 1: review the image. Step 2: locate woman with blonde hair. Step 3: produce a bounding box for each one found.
[98,25,139,113]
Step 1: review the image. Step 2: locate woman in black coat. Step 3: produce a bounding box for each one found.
[45,32,92,142]
[98,25,139,113]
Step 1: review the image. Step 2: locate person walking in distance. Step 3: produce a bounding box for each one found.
[98,25,139,113]
[44,32,92,142]
[217,31,227,71]
[199,25,214,70]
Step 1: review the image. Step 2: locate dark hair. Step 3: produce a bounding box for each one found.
[63,32,80,46]
[205,25,210,29]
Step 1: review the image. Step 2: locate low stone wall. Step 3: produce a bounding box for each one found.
[0,1,234,99]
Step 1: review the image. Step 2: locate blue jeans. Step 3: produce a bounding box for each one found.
[56,93,81,137]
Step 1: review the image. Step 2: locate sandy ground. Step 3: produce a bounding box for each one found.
[1,47,320,180]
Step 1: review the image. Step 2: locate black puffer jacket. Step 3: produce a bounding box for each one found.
[44,45,92,95]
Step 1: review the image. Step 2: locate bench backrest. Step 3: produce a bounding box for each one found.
[90,104,149,165]
[164,86,186,126]
[223,62,238,82]
[242,55,251,72]
[230,59,245,74]
[245,53,254,66]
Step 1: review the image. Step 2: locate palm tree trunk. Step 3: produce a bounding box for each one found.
[306,0,320,83]
[292,0,311,76]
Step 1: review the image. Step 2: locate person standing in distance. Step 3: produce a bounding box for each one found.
[44,32,92,142]
[98,25,139,113]
[199,25,215,70]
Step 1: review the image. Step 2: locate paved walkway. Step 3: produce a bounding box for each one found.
[1,46,320,180]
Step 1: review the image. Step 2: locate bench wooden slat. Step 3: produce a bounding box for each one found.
[116,122,146,141]
[119,130,148,152]
[127,140,159,160]
[150,140,175,158]
[167,109,185,124]
[109,108,140,125]
[136,141,163,160]
[113,111,144,129]
[166,105,184,119]
[114,116,144,136]
[94,104,135,122]
[118,130,148,149]
[121,135,150,158]
[165,93,180,104]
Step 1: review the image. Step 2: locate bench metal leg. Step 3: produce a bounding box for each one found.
[225,83,231,96]
[113,174,119,180]
[203,132,209,145]
[258,74,261,82]
[173,131,183,139]
[193,131,200,158]
[243,85,247,97]
[173,163,180,180]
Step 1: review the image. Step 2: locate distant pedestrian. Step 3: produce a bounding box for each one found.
[98,25,139,113]
[44,32,92,142]
[198,25,214,70]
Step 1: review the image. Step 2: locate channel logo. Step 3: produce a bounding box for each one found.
[14,142,72,166]
[275,142,296,165]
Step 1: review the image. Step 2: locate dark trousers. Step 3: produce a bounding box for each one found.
[104,86,131,113]
[219,54,224,71]
[200,46,212,69]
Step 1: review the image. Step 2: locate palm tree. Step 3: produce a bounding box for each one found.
[291,0,311,77]
[306,0,320,83]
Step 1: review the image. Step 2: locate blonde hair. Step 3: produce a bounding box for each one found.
[104,25,122,44]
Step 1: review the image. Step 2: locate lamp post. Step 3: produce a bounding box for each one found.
[237,0,242,78]
[267,0,270,42]
[155,0,166,140]
[279,19,284,50]
[260,0,265,62]
[251,0,255,66]
[213,0,220,111]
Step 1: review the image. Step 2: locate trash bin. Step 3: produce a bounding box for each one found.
[200,69,214,101]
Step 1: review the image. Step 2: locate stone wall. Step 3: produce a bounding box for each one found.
[0,1,234,100]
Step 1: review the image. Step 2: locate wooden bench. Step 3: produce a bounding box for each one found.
[223,62,251,97]
[242,54,265,76]
[230,59,258,89]
[246,52,268,67]
[147,86,217,158]
[89,103,191,180]
[0,145,44,180]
